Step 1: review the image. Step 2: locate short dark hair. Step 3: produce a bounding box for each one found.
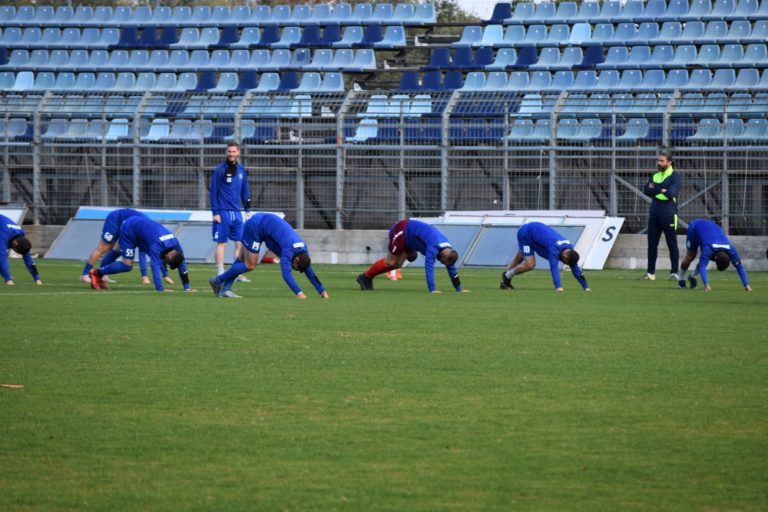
[163,249,184,270]
[227,141,239,150]
[10,235,31,255]
[658,148,673,163]
[562,248,580,267]
[713,251,730,271]
[438,248,459,267]
[293,251,311,273]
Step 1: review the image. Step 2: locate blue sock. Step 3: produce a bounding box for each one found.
[100,249,121,267]
[100,261,133,275]
[82,262,93,275]
[216,260,249,284]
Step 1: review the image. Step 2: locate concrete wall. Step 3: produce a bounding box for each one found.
[26,226,768,271]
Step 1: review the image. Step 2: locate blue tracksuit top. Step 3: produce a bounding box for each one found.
[210,161,250,216]
[403,220,460,293]
[0,214,39,282]
[686,219,749,287]
[101,208,145,243]
[242,213,325,296]
[117,216,189,291]
[518,222,589,290]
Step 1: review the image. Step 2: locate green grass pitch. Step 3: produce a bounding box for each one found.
[1,260,767,511]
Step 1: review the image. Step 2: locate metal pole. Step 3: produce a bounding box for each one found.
[335,90,355,230]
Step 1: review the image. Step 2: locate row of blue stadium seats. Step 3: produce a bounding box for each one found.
[486,0,768,26]
[5,115,765,144]
[0,3,436,28]
[1,71,345,93]
[347,116,768,143]
[397,66,768,92]
[2,48,376,74]
[454,19,768,48]
[0,24,407,50]
[428,43,768,71]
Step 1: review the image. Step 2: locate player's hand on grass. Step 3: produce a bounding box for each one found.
[141,276,151,285]
[296,292,307,299]
[321,291,329,299]
[164,276,174,284]
[35,279,43,286]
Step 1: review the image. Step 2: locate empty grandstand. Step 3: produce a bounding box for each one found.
[0,1,766,234]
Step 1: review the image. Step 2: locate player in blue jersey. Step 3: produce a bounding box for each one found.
[0,214,42,286]
[499,222,590,292]
[210,142,251,279]
[208,213,328,299]
[678,219,752,292]
[356,219,465,294]
[88,216,194,292]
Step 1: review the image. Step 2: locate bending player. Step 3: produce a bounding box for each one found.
[89,216,194,292]
[356,219,466,294]
[500,222,590,292]
[208,213,328,299]
[0,213,42,286]
[678,219,752,292]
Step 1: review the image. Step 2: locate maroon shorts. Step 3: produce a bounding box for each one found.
[388,219,409,255]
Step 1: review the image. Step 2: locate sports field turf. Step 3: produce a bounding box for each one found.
[1,260,767,511]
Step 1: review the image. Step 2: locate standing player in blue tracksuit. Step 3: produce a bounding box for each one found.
[678,219,752,292]
[642,149,681,281]
[88,216,193,292]
[500,222,590,292]
[210,142,251,277]
[356,219,465,293]
[0,214,42,286]
[208,213,328,299]
[79,208,171,286]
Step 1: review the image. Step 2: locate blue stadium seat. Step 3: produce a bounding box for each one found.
[127,50,150,71]
[569,23,591,44]
[574,70,598,89]
[29,49,51,69]
[711,68,736,88]
[0,6,15,24]
[410,3,437,25]
[98,28,120,49]
[444,70,463,89]
[659,0,690,21]
[529,70,552,90]
[507,70,530,90]
[170,27,197,49]
[688,118,722,140]
[213,25,238,48]
[704,0,737,20]
[665,69,689,88]
[52,6,74,25]
[295,24,322,47]
[20,27,42,47]
[277,71,299,91]
[48,50,69,69]
[744,20,768,44]
[699,21,728,45]
[615,0,645,22]
[750,0,768,19]
[568,1,599,23]
[734,118,767,140]
[330,3,353,24]
[264,50,291,71]
[67,49,89,71]
[350,3,373,24]
[486,48,517,70]
[688,69,713,88]
[486,3,512,24]
[450,47,473,69]
[586,23,614,45]
[484,71,509,90]
[115,72,137,90]
[7,50,29,69]
[533,2,557,23]
[348,118,378,142]
[230,27,260,49]
[649,45,675,68]
[621,46,651,69]
[248,5,271,24]
[640,69,666,90]
[131,6,152,25]
[677,21,705,44]
[593,0,622,23]
[114,26,139,49]
[505,2,535,25]
[14,5,35,25]
[92,6,115,25]
[198,28,220,48]
[544,24,570,46]
[551,70,574,89]
[720,44,744,66]
[210,5,233,25]
[724,20,752,43]
[133,72,157,91]
[553,1,578,22]
[636,22,660,43]
[148,5,172,25]
[530,47,560,70]
[288,48,312,69]
[189,6,212,27]
[94,72,116,90]
[461,72,486,90]
[11,71,34,91]
[137,26,160,49]
[305,49,333,71]
[658,22,683,44]
[357,24,384,46]
[617,118,650,140]
[734,68,760,87]
[454,26,483,47]
[682,0,713,21]
[480,25,504,47]
[321,72,344,91]
[611,22,639,44]
[328,48,353,70]
[316,24,341,46]
[472,47,494,68]
[598,46,629,69]
[496,25,525,46]
[421,71,442,90]
[40,28,62,48]
[334,26,363,48]
[207,50,231,71]
[670,45,697,67]
[273,26,302,48]
[41,118,69,140]
[56,28,81,49]
[597,70,620,89]
[742,44,767,66]
[637,0,668,21]
[375,25,406,48]
[523,25,548,44]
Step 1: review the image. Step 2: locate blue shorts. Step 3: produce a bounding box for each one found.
[101,214,122,244]
[212,211,244,243]
[517,226,534,257]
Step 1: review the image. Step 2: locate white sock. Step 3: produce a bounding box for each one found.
[505,269,515,279]
[217,263,224,275]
